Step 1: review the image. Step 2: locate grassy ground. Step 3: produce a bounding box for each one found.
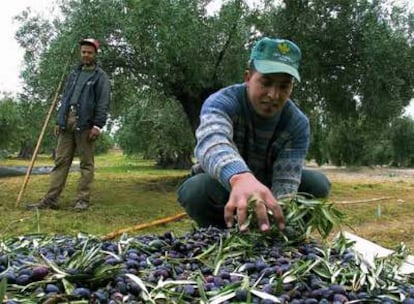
[0,151,192,237]
[325,167,414,250]
[1,151,413,252]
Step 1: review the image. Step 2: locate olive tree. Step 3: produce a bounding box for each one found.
[389,116,414,167]
[14,0,414,167]
[116,90,195,168]
[0,96,22,154]
[14,0,256,167]
[255,0,414,166]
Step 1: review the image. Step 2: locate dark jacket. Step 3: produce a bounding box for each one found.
[57,64,110,131]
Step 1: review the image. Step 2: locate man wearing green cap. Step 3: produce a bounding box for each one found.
[177,37,331,232]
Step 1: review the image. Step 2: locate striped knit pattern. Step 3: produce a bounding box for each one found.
[195,83,310,199]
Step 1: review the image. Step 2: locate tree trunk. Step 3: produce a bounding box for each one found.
[18,142,34,159]
[155,151,193,170]
[174,87,221,134]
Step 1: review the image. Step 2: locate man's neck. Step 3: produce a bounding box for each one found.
[82,64,96,71]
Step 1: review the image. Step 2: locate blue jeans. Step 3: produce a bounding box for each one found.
[177,169,331,228]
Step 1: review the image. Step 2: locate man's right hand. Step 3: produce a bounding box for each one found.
[224,172,285,232]
[54,126,61,137]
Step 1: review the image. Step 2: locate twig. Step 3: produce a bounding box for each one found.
[335,197,395,205]
[101,212,187,240]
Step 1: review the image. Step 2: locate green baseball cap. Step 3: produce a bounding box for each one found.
[250,37,302,82]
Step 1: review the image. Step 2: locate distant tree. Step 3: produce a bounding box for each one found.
[389,116,414,167]
[95,132,114,155]
[0,96,22,153]
[362,139,393,167]
[325,119,365,166]
[13,7,64,159]
[116,90,194,169]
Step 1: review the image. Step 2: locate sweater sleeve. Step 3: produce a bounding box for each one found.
[271,112,310,199]
[195,86,250,190]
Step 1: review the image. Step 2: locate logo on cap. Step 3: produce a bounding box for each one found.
[277,43,290,55]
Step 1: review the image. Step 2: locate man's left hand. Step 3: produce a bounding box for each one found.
[89,127,100,141]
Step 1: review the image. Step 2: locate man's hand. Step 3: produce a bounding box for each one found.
[224,172,285,232]
[54,126,61,137]
[88,127,100,141]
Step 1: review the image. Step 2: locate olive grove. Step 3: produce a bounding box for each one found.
[7,0,414,167]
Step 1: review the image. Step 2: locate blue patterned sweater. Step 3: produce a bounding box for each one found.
[195,83,310,199]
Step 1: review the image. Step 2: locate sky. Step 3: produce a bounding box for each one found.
[0,1,57,94]
[1,0,413,117]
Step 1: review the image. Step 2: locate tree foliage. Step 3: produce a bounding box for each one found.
[11,0,414,167]
[0,96,22,152]
[389,116,414,167]
[116,90,194,168]
[257,0,414,165]
[95,132,114,155]
[0,95,57,158]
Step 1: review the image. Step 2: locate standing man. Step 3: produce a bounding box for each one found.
[27,38,111,211]
[177,37,330,231]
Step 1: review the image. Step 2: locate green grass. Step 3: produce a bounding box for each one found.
[1,150,414,252]
[0,151,194,238]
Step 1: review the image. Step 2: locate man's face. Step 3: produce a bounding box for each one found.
[80,44,97,66]
[244,70,294,118]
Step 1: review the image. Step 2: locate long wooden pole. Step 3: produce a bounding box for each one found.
[101,212,187,240]
[15,51,74,207]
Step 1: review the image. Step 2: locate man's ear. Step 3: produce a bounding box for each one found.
[244,69,251,82]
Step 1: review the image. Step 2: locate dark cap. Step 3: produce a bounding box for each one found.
[79,38,100,51]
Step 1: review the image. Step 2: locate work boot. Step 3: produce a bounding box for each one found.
[72,200,89,211]
[26,198,58,210]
